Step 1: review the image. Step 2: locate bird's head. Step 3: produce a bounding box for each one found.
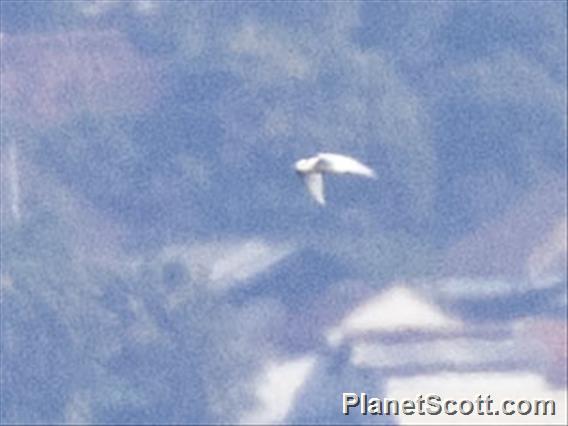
[294,158,311,174]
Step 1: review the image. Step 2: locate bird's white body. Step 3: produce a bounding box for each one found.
[294,153,376,205]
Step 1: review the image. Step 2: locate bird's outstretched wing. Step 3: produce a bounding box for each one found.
[303,172,325,205]
[316,153,376,178]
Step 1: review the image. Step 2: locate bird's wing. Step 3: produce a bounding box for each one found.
[303,172,325,205]
[316,153,376,178]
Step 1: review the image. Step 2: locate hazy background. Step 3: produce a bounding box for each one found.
[1,1,566,424]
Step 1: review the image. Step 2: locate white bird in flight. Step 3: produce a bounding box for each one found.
[294,153,376,205]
